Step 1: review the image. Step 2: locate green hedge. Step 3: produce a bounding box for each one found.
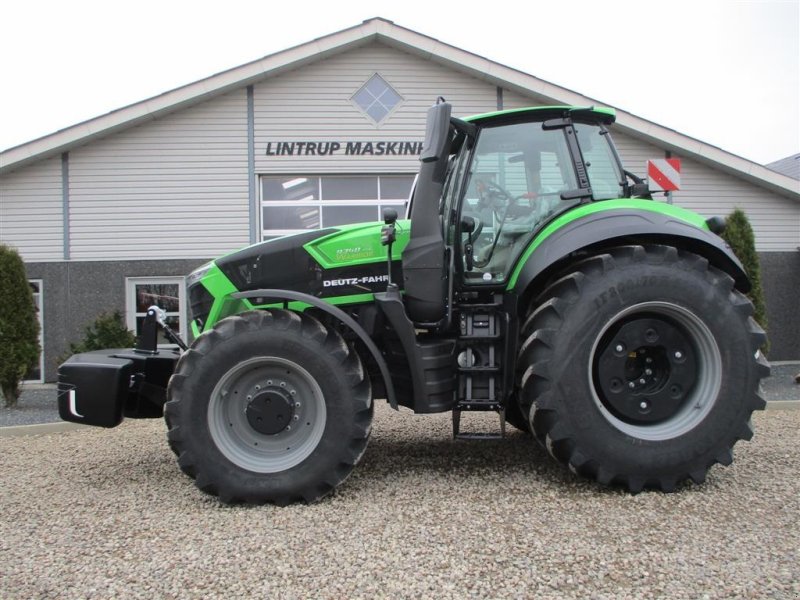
[61,310,137,362]
[0,245,41,407]
[722,208,768,354]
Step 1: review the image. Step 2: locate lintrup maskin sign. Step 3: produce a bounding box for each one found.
[265,141,423,156]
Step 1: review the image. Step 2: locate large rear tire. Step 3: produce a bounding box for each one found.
[165,309,373,505]
[517,245,769,492]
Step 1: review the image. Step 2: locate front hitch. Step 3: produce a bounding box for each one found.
[136,305,189,353]
[57,305,186,428]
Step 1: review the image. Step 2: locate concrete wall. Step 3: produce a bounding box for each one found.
[761,251,800,361]
[26,249,797,383]
[25,259,208,381]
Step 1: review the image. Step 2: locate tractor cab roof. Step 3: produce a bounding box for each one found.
[464,105,616,127]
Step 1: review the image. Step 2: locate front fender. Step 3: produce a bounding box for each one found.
[231,288,397,409]
[507,201,749,301]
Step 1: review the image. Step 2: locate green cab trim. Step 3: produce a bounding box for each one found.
[303,219,411,269]
[506,200,709,290]
[464,105,616,123]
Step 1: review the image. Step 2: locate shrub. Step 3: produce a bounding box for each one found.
[63,310,137,360]
[0,244,41,407]
[722,208,769,354]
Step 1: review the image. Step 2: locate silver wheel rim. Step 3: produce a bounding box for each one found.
[589,301,722,441]
[208,357,326,473]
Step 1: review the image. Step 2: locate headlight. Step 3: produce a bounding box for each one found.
[186,262,212,287]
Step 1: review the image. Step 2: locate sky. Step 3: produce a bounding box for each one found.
[1,0,798,165]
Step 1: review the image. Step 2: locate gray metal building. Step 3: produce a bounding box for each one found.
[1,18,798,381]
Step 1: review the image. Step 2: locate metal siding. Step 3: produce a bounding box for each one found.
[0,157,63,261]
[674,156,799,251]
[613,133,799,251]
[500,88,545,111]
[613,132,666,173]
[253,42,499,174]
[68,91,249,260]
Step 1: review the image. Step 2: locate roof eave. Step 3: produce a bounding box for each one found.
[2,17,798,202]
[376,29,800,201]
[0,20,383,174]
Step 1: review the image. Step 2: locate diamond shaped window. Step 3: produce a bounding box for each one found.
[352,74,402,123]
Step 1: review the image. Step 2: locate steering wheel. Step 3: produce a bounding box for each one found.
[477,180,514,211]
[478,180,546,221]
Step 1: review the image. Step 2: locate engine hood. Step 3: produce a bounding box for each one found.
[215,221,410,299]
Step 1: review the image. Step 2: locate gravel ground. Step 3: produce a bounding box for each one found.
[1,402,799,599]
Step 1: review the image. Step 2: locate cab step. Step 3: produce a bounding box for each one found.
[452,402,506,440]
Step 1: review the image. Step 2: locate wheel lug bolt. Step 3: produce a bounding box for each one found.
[628,382,636,389]
[645,369,652,376]
[295,402,301,408]
[293,415,299,421]
[640,401,648,410]
[280,382,286,388]
[639,378,646,384]
[615,344,624,353]
[674,351,683,359]
[646,358,653,364]
[286,425,292,431]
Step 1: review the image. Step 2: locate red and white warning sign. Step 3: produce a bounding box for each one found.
[647,158,681,192]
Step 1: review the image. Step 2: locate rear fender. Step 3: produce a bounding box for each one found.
[509,203,749,308]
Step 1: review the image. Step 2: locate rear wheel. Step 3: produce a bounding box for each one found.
[517,245,768,491]
[165,309,373,504]
[504,399,531,433]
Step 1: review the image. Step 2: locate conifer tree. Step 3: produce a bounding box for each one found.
[0,244,41,407]
[722,208,769,353]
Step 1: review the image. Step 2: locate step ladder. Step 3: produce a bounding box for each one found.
[452,299,507,440]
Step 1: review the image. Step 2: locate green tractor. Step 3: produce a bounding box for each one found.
[58,100,769,504]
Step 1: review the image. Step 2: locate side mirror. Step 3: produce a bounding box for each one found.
[420,99,452,163]
[383,208,398,225]
[629,182,651,197]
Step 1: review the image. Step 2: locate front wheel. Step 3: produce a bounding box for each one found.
[517,245,769,492]
[165,310,373,505]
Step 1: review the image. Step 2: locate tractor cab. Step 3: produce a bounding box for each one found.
[400,100,627,326]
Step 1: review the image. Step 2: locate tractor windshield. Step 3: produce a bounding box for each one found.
[457,121,580,285]
[574,123,625,200]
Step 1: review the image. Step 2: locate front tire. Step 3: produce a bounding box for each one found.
[165,310,373,505]
[517,245,769,492]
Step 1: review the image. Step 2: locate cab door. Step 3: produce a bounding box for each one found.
[455,121,580,287]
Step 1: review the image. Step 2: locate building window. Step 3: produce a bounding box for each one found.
[125,278,186,345]
[24,280,43,383]
[260,174,414,239]
[351,74,403,123]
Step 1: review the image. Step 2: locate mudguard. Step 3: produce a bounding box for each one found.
[230,288,398,409]
[508,201,749,302]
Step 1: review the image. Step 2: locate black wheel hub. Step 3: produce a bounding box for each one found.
[595,317,697,424]
[245,389,295,435]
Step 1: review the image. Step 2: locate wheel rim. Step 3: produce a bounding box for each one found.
[590,302,722,441]
[208,357,326,473]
